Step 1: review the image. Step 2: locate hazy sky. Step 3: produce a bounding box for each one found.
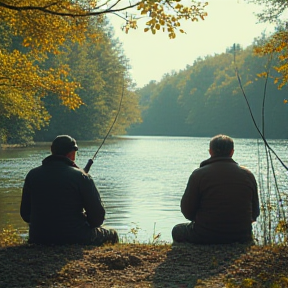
[108,0,279,88]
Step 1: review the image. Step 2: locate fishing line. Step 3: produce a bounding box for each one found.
[83,80,125,173]
[234,44,287,243]
[233,44,288,171]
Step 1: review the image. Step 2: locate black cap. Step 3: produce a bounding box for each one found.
[51,135,78,156]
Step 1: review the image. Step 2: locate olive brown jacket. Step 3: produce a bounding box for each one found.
[181,156,260,244]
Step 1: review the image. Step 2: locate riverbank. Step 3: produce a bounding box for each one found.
[1,240,288,288]
[0,138,107,150]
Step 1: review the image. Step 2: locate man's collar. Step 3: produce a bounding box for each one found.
[200,156,236,167]
[42,155,79,168]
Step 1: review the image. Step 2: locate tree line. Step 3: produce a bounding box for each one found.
[129,39,288,139]
[0,1,287,144]
[0,0,209,145]
[0,14,141,144]
[34,18,142,142]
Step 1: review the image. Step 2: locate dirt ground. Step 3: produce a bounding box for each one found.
[1,242,288,288]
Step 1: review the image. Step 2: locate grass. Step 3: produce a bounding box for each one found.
[1,226,288,287]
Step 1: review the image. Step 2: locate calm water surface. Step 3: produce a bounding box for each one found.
[0,136,287,243]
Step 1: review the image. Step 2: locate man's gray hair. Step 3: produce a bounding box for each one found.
[209,134,234,157]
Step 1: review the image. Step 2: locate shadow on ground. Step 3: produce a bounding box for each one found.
[151,242,252,288]
[0,242,258,288]
[0,244,84,288]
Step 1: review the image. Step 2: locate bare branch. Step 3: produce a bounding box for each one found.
[0,1,141,17]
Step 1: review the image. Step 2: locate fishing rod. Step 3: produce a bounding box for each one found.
[83,81,125,173]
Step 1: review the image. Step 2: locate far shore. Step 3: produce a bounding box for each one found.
[0,137,121,150]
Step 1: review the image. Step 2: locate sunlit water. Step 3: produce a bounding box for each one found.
[0,136,287,243]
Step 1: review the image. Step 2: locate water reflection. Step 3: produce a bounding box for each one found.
[0,136,287,243]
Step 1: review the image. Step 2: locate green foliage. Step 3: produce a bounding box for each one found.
[34,18,141,141]
[130,40,288,139]
[0,2,91,144]
[129,73,190,136]
[0,116,34,144]
[0,3,141,144]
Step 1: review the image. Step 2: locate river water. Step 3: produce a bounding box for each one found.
[0,136,287,244]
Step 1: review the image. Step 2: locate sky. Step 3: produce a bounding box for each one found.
[107,0,281,88]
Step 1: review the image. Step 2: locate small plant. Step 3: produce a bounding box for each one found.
[151,232,162,245]
[118,222,167,245]
[127,222,141,244]
[151,222,162,245]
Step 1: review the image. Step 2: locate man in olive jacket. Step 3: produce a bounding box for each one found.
[20,135,118,245]
[172,134,260,244]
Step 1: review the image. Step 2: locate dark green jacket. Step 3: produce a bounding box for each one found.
[20,155,105,244]
[181,157,260,244]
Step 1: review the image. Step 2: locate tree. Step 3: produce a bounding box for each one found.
[0,0,208,143]
[246,0,288,23]
[0,1,92,143]
[254,27,288,90]
[129,75,187,136]
[246,0,288,89]
[132,44,288,138]
[0,1,208,38]
[34,18,141,141]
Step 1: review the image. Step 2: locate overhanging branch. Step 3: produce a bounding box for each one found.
[0,1,141,17]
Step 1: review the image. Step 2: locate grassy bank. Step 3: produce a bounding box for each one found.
[1,227,288,288]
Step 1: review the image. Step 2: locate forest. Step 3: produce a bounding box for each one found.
[129,41,288,139]
[1,2,288,287]
[0,3,143,145]
[0,1,287,144]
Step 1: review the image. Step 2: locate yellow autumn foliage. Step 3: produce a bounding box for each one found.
[0,225,25,247]
[0,0,208,141]
[254,30,288,89]
[0,0,95,133]
[137,1,208,36]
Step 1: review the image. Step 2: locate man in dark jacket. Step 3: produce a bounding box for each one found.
[172,134,260,244]
[20,135,118,245]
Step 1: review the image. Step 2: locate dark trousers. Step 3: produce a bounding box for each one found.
[172,222,254,245]
[91,227,119,246]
